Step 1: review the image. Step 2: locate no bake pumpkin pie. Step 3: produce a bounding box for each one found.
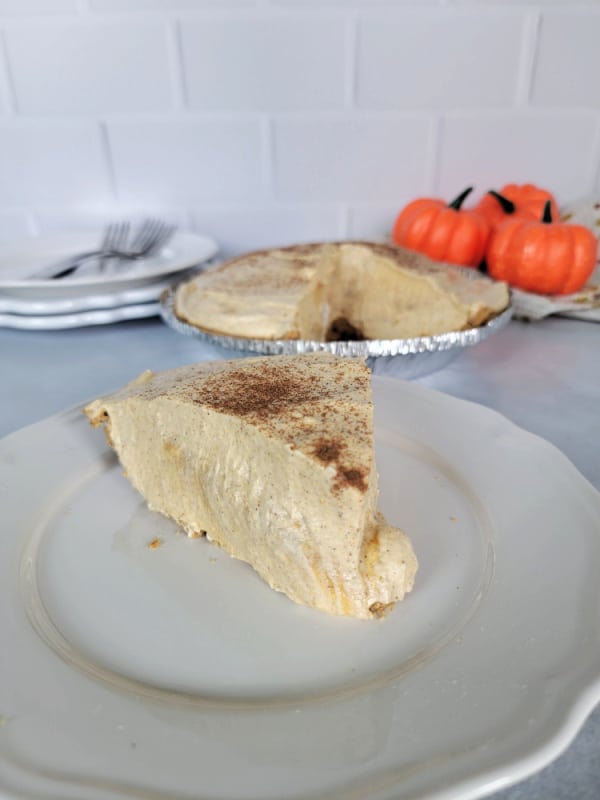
[174,241,509,341]
[84,353,417,619]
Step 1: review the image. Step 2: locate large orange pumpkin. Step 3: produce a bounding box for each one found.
[474,183,560,230]
[392,187,490,268]
[487,201,597,295]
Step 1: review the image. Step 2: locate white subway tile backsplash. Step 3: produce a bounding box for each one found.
[453,0,586,6]
[190,204,342,256]
[357,10,525,110]
[532,12,600,107]
[107,119,265,204]
[0,122,112,205]
[347,205,400,241]
[0,49,10,115]
[5,21,173,115]
[438,112,599,207]
[0,0,78,14]
[0,3,596,245]
[0,209,35,242]
[35,207,190,235]
[180,15,346,112]
[273,115,434,203]
[91,0,257,9]
[271,1,441,6]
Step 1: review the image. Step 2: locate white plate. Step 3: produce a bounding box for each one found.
[1,379,600,800]
[0,269,201,316]
[0,230,218,297]
[0,301,161,330]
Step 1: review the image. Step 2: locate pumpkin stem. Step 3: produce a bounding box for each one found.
[488,190,516,215]
[448,187,473,210]
[542,200,553,224]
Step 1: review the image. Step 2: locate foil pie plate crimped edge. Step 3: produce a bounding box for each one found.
[159,287,513,378]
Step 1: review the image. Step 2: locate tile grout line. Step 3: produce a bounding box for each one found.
[338,204,350,239]
[515,8,542,108]
[166,17,187,112]
[585,113,600,198]
[262,114,276,203]
[427,113,443,195]
[345,11,358,110]
[28,209,42,236]
[98,120,119,202]
[0,28,17,116]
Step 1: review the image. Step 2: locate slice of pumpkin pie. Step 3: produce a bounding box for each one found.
[84,353,417,619]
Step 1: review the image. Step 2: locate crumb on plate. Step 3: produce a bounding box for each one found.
[148,537,163,550]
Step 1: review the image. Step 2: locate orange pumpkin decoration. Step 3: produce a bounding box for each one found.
[392,187,490,268]
[487,201,598,295]
[474,183,560,230]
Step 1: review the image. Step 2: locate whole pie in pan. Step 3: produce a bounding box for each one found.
[174,241,510,341]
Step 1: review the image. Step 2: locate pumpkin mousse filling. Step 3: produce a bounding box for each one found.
[173,241,510,342]
[84,353,418,620]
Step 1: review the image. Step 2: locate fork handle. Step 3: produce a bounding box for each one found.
[31,249,138,280]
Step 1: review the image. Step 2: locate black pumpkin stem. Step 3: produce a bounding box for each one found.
[488,190,516,215]
[542,200,553,224]
[448,187,473,210]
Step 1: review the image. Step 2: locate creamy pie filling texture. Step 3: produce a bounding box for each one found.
[174,241,510,341]
[84,353,418,620]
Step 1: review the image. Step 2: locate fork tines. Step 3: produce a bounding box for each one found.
[129,218,176,257]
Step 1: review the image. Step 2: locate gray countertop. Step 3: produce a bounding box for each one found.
[1,314,599,799]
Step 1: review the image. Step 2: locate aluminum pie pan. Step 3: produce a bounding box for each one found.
[159,287,513,378]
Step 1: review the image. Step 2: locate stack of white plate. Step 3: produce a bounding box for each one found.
[0,230,218,330]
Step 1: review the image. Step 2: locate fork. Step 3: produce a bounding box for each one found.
[33,219,176,280]
[95,221,130,276]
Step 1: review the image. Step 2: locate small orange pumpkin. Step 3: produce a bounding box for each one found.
[392,187,490,268]
[474,183,560,230]
[487,201,598,295]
